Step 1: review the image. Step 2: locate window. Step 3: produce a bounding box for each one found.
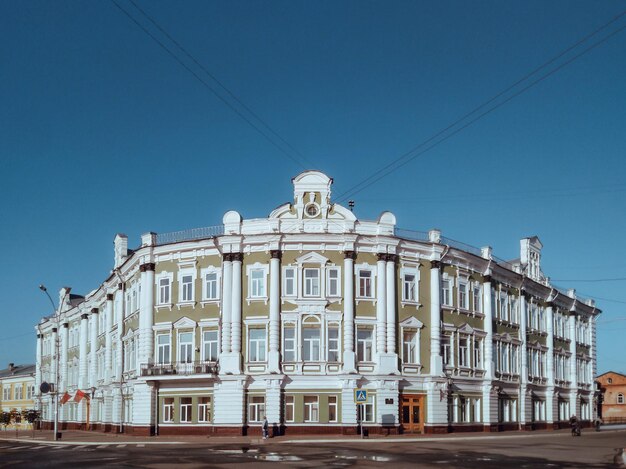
[327,268,340,297]
[304,396,319,422]
[204,272,219,300]
[499,398,518,423]
[303,325,321,361]
[27,384,35,399]
[441,334,452,366]
[248,396,265,422]
[163,398,174,422]
[159,277,171,305]
[358,270,373,298]
[250,269,266,298]
[304,269,320,297]
[283,268,296,297]
[284,395,294,422]
[198,397,211,422]
[403,272,417,302]
[532,399,546,422]
[327,324,340,362]
[248,328,266,362]
[202,330,218,362]
[473,285,482,312]
[459,282,468,309]
[178,331,193,363]
[157,334,171,364]
[459,336,469,367]
[356,327,373,362]
[608,378,613,384]
[180,397,192,422]
[441,278,452,306]
[357,394,375,423]
[402,330,419,364]
[328,395,338,422]
[282,325,296,361]
[474,339,482,368]
[618,394,625,405]
[181,275,194,302]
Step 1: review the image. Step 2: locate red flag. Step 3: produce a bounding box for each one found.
[74,389,86,403]
[59,392,71,405]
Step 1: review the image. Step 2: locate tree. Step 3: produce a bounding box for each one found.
[22,409,40,438]
[0,411,11,431]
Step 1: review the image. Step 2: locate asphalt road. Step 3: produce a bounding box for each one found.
[1,430,625,468]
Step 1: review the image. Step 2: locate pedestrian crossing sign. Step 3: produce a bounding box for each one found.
[355,389,367,403]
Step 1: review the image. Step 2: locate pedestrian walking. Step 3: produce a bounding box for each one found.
[262,417,269,439]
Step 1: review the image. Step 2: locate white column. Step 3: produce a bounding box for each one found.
[51,327,58,387]
[138,264,155,368]
[35,332,43,403]
[60,322,69,391]
[340,378,358,425]
[546,303,555,425]
[79,313,89,388]
[89,308,99,387]
[385,255,396,354]
[115,286,124,382]
[568,311,578,415]
[430,261,442,375]
[221,255,232,354]
[343,251,356,373]
[265,378,282,430]
[376,253,387,356]
[268,251,281,373]
[519,293,528,426]
[231,253,243,356]
[104,296,113,384]
[482,276,494,428]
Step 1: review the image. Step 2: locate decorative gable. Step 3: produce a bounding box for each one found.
[400,316,424,329]
[173,316,196,329]
[295,251,329,265]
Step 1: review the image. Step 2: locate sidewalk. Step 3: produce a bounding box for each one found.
[1,425,624,446]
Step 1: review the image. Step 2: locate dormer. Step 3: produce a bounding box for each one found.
[521,236,543,281]
[292,170,333,220]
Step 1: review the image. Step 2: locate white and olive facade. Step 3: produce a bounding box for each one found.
[35,171,599,435]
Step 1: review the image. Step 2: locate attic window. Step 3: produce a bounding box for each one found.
[608,378,613,384]
[305,203,319,217]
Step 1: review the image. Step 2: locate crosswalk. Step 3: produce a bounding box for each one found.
[1,443,145,452]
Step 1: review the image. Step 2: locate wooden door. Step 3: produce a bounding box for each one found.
[401,394,424,434]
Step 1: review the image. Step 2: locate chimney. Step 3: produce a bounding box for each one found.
[114,233,128,268]
[8,363,15,371]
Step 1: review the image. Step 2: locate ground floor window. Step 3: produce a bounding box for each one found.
[304,396,319,422]
[123,398,133,424]
[198,397,211,422]
[499,398,518,423]
[328,395,338,422]
[449,396,481,423]
[163,398,174,422]
[248,396,265,423]
[558,400,570,421]
[284,395,295,422]
[532,399,545,422]
[357,394,375,423]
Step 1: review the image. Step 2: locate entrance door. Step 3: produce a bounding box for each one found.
[401,394,424,434]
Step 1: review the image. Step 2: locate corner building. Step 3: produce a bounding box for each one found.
[35,171,599,435]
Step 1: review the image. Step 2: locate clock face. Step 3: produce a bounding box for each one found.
[305,203,319,217]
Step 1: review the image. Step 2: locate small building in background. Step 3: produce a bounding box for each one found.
[596,371,626,423]
[0,363,36,429]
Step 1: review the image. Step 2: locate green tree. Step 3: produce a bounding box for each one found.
[22,409,40,437]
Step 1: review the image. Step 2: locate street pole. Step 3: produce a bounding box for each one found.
[40,285,66,442]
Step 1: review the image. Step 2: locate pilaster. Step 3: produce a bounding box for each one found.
[342,251,356,373]
[89,308,99,387]
[221,254,233,354]
[429,261,443,375]
[268,250,281,373]
[60,322,68,391]
[138,264,155,369]
[104,295,113,384]
[79,313,89,388]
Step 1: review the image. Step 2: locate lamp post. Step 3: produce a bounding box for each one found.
[39,284,64,442]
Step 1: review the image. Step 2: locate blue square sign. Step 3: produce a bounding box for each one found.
[355,389,367,403]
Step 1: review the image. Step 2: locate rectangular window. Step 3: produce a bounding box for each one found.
[459,337,469,367]
[356,327,373,362]
[358,270,372,298]
[203,330,218,362]
[357,395,375,423]
[178,331,193,363]
[15,386,23,400]
[27,384,34,399]
[250,270,266,298]
[403,273,417,302]
[304,396,319,422]
[198,397,211,422]
[304,268,320,296]
[283,326,296,361]
[163,398,174,422]
[303,326,321,361]
[441,279,452,306]
[328,395,338,422]
[283,268,296,296]
[327,268,340,297]
[157,334,171,364]
[249,328,266,362]
[159,278,170,304]
[205,272,218,300]
[403,330,418,364]
[248,396,265,423]
[181,275,193,302]
[180,397,192,423]
[474,339,482,368]
[327,325,340,362]
[284,395,294,422]
[3,387,11,400]
[459,282,468,309]
[441,334,452,366]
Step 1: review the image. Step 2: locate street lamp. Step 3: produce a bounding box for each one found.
[39,284,64,442]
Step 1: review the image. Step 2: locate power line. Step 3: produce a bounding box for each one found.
[335,9,626,203]
[552,277,626,283]
[109,0,308,170]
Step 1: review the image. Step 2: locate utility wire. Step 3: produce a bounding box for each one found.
[552,277,626,283]
[335,9,626,203]
[126,0,311,169]
[109,0,308,170]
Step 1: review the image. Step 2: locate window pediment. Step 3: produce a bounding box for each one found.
[295,252,329,265]
[400,316,424,329]
[173,317,196,329]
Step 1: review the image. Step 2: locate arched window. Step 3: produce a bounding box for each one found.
[618,393,624,404]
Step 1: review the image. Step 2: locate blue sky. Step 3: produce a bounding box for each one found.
[2,0,625,374]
